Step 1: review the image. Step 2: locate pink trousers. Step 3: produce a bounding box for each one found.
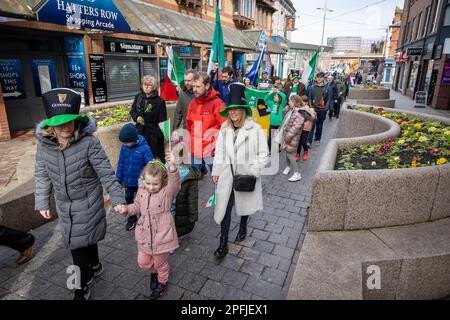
[137,251,170,284]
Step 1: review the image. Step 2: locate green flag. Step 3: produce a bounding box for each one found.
[158,119,171,141]
[167,46,186,88]
[204,193,217,208]
[301,51,319,85]
[207,1,225,74]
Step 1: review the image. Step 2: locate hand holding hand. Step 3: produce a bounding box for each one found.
[39,210,51,219]
[137,116,145,125]
[212,176,219,185]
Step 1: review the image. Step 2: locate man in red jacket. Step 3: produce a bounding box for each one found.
[186,72,226,175]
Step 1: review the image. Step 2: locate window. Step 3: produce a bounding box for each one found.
[234,0,254,18]
[444,2,450,26]
[431,0,441,33]
[416,13,422,39]
[411,17,417,41]
[422,6,431,37]
[209,0,214,6]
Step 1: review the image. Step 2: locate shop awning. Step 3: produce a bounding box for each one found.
[0,0,40,19]
[115,0,276,52]
[243,30,285,55]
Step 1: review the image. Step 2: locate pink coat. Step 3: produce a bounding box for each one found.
[126,170,181,255]
[281,106,306,154]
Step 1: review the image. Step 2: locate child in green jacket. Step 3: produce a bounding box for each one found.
[265,88,287,151]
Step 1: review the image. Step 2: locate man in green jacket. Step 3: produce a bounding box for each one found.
[334,75,347,119]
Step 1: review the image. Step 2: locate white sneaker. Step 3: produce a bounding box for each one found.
[282,167,291,175]
[289,172,302,182]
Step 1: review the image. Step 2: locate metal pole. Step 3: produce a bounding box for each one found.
[317,0,333,71]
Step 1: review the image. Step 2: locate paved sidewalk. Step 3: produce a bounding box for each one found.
[0,118,339,300]
[388,88,450,118]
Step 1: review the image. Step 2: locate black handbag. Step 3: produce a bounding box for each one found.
[230,160,256,192]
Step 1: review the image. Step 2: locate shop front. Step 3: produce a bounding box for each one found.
[0,27,87,132]
[405,47,423,98]
[104,38,157,101]
[173,46,201,71]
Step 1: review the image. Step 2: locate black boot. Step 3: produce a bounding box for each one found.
[235,224,247,242]
[214,237,228,258]
[150,273,158,291]
[150,282,167,300]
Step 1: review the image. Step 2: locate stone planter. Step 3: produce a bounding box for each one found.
[288,104,450,300]
[348,86,390,100]
[309,104,450,231]
[355,99,396,108]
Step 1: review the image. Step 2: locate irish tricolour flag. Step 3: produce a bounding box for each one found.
[301,51,319,85]
[204,193,217,208]
[158,119,171,142]
[160,46,185,102]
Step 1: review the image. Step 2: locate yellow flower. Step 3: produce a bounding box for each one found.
[428,127,437,133]
[397,139,406,145]
[400,121,408,127]
[444,130,450,136]
[411,160,417,168]
[394,156,400,161]
[414,123,422,130]
[418,136,428,142]
[436,158,447,165]
[371,161,377,166]
[404,130,410,136]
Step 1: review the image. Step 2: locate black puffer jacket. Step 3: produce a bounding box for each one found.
[130,90,167,161]
[174,166,202,237]
[34,118,125,250]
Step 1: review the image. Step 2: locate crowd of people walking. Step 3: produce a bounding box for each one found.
[1,65,346,300]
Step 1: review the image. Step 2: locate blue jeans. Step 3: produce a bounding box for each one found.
[191,156,214,172]
[308,109,327,143]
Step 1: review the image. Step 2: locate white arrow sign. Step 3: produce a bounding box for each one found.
[3,91,22,98]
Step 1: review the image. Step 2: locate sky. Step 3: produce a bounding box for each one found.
[291,0,405,45]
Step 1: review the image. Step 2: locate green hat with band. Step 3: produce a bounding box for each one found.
[39,88,89,129]
[219,83,253,118]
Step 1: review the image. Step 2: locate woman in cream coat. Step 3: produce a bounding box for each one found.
[211,83,270,258]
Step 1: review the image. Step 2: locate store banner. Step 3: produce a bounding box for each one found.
[64,36,89,105]
[30,59,57,97]
[0,59,26,100]
[441,63,450,85]
[37,0,131,33]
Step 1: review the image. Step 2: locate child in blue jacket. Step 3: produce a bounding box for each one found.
[116,123,153,231]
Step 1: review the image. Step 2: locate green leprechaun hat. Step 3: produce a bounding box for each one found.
[39,88,89,128]
[219,82,253,118]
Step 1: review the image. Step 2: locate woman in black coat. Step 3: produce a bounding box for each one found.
[130,76,167,161]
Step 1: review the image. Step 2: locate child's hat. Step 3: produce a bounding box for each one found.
[39,88,88,129]
[119,123,138,143]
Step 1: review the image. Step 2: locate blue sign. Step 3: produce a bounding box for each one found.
[0,59,26,100]
[65,36,89,105]
[37,0,131,33]
[30,59,57,97]
[233,52,245,81]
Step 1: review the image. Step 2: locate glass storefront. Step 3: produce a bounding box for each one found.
[104,39,157,101]
[408,61,420,91]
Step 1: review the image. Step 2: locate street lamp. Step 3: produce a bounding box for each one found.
[317,0,333,53]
